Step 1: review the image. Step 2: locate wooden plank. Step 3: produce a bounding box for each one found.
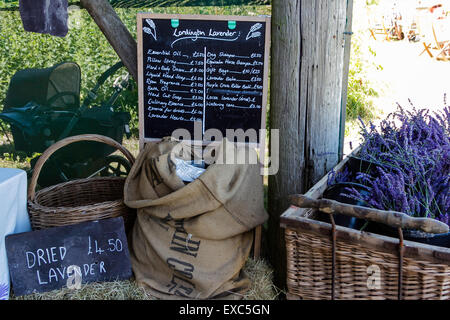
[253,225,262,259]
[290,195,449,234]
[425,43,434,58]
[420,42,433,58]
[338,0,354,160]
[432,24,442,50]
[280,148,355,222]
[436,42,450,61]
[137,14,145,151]
[256,16,270,254]
[267,0,302,289]
[369,28,376,40]
[298,148,355,202]
[259,14,271,174]
[382,21,390,41]
[303,0,347,186]
[268,0,349,289]
[80,0,138,81]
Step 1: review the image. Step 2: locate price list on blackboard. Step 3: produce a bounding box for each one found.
[138,15,270,142]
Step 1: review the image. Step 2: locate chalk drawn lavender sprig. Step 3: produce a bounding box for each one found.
[143,19,157,41]
[246,23,262,40]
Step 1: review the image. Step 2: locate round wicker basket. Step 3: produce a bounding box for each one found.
[27,134,136,231]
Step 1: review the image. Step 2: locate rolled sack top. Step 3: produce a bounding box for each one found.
[124,137,267,239]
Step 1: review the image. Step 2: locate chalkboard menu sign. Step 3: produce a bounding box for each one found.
[137,14,270,147]
[5,217,132,296]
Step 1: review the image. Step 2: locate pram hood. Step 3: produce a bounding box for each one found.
[4,62,81,110]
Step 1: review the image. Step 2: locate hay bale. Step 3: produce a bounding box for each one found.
[243,258,282,300]
[11,258,280,300]
[12,280,153,300]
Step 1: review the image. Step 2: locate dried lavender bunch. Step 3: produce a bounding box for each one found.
[353,103,449,225]
[329,101,449,226]
[327,166,353,186]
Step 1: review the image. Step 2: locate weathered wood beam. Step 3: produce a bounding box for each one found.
[267,0,302,290]
[80,0,137,81]
[268,0,348,289]
[290,194,449,234]
[339,0,354,159]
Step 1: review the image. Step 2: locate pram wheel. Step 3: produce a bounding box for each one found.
[99,155,131,177]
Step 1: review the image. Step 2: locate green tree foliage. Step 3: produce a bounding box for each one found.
[346,30,380,121]
[0,6,270,135]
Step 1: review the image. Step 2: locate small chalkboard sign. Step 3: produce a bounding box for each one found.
[5,217,132,296]
[137,14,271,150]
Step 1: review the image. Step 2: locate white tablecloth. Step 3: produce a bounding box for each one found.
[0,168,31,300]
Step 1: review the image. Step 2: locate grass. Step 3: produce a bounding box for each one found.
[11,279,153,300]
[345,30,381,125]
[0,133,31,170]
[243,258,282,300]
[11,258,281,300]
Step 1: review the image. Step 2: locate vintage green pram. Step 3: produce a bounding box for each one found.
[0,61,133,188]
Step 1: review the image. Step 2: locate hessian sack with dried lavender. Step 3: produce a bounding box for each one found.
[124,137,268,299]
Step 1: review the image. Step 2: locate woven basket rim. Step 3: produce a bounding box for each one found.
[282,207,450,264]
[29,176,126,211]
[28,198,126,211]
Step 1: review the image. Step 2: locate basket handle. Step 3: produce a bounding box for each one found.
[28,134,135,201]
[290,194,449,234]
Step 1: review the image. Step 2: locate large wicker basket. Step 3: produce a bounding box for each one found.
[28,134,136,231]
[280,155,450,300]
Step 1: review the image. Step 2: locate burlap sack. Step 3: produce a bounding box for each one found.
[124,137,268,300]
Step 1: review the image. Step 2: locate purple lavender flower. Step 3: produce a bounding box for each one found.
[330,103,449,227]
[327,166,352,186]
[0,282,9,300]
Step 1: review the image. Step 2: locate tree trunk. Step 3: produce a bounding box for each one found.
[80,0,137,81]
[268,0,348,289]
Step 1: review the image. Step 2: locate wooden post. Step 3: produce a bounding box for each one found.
[338,0,354,159]
[268,0,348,289]
[80,0,137,81]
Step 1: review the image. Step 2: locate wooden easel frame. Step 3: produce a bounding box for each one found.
[420,42,434,58]
[136,13,271,259]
